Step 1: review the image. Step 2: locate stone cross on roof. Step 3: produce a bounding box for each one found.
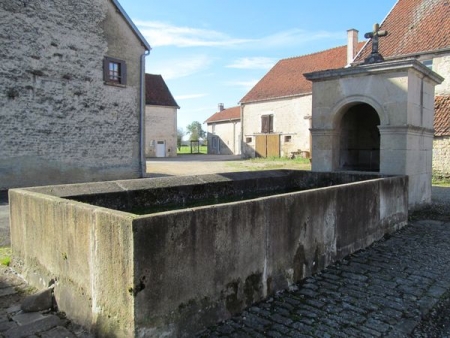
[364,23,388,64]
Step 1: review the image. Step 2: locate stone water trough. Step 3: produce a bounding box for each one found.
[9,170,408,337]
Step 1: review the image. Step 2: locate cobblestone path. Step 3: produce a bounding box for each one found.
[198,219,450,337]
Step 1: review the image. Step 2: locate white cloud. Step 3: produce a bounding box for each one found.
[227,57,277,70]
[135,20,250,48]
[136,20,343,51]
[258,28,343,48]
[149,54,213,80]
[225,79,260,91]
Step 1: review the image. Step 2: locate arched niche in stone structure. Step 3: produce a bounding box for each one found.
[305,59,444,208]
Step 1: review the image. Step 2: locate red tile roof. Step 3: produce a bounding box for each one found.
[435,95,450,136]
[205,106,240,124]
[240,43,365,104]
[145,74,179,108]
[355,0,450,62]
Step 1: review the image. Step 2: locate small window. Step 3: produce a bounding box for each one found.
[246,137,252,143]
[104,56,127,86]
[284,135,292,142]
[261,114,273,133]
[422,59,433,70]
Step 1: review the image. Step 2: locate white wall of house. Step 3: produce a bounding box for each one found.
[433,54,450,95]
[242,95,312,158]
[145,105,177,158]
[207,121,241,155]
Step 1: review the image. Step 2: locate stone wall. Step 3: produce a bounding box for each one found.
[432,54,450,178]
[0,0,146,190]
[242,95,312,158]
[145,105,177,157]
[433,136,450,178]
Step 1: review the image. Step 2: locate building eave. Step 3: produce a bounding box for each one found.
[206,118,240,125]
[240,92,312,105]
[145,104,180,109]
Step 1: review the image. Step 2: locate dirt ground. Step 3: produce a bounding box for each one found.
[145,154,308,177]
[146,154,251,177]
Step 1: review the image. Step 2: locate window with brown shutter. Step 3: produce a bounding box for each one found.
[261,114,273,133]
[103,56,127,86]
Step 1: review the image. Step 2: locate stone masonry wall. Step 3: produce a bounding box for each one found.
[0,0,145,190]
[433,136,450,178]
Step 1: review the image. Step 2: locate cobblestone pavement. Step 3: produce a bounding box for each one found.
[198,218,450,338]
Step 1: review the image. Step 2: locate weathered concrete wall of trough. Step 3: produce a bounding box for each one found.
[9,170,408,337]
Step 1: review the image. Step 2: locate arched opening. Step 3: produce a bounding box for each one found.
[339,103,380,172]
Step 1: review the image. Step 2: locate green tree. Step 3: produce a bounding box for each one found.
[186,121,206,141]
[177,128,185,150]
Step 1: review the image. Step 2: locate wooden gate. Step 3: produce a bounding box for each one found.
[255,134,280,158]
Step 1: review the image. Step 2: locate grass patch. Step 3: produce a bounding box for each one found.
[432,173,450,187]
[226,156,311,171]
[432,179,450,187]
[177,145,207,155]
[0,247,11,266]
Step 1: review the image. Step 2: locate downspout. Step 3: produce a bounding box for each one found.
[232,120,236,154]
[140,49,151,177]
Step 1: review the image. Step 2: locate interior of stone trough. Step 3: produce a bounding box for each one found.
[64,170,386,214]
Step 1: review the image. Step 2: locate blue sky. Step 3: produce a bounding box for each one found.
[119,0,397,132]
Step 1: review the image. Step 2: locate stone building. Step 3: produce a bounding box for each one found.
[205,104,241,155]
[239,31,364,158]
[353,0,450,179]
[0,0,150,191]
[144,74,179,158]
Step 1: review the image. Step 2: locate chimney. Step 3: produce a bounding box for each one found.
[347,29,358,65]
[218,103,224,111]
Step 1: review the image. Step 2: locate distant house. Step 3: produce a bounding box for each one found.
[144,74,179,158]
[353,0,450,178]
[0,0,151,190]
[205,104,241,155]
[240,30,364,158]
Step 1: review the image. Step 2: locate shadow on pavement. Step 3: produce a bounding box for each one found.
[0,191,7,206]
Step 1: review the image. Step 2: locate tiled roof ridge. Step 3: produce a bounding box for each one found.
[355,0,450,62]
[205,106,240,123]
[280,43,349,62]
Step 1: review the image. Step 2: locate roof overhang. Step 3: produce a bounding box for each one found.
[206,118,240,124]
[240,92,312,105]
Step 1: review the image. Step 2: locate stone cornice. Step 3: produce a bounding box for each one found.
[378,124,434,136]
[304,59,444,85]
